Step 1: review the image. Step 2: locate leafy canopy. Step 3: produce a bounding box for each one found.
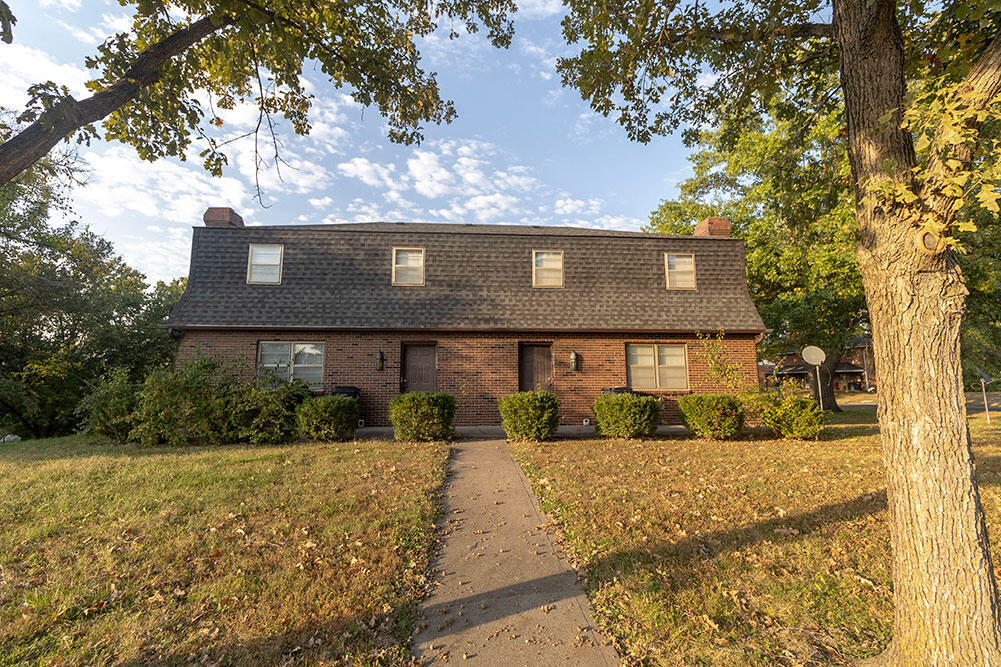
[4,0,514,180]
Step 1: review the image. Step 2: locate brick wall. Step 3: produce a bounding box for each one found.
[177,330,759,426]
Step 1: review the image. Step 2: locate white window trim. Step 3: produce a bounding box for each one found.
[256,341,324,389]
[247,244,284,285]
[664,252,697,290]
[392,247,425,286]
[532,250,564,288]
[626,343,690,391]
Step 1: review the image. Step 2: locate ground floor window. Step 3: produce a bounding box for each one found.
[626,343,688,390]
[257,341,324,388]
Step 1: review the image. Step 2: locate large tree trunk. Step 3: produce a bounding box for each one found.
[833,0,1001,662]
[0,15,229,186]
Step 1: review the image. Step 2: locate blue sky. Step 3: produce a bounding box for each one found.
[2,0,695,283]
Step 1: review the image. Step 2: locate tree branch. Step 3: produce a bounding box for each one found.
[664,21,833,47]
[0,14,232,186]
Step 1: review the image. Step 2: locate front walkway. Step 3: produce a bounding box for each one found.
[411,440,619,665]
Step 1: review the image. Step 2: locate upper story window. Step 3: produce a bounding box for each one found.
[247,244,283,284]
[257,341,324,388]
[532,250,563,288]
[665,253,696,290]
[626,343,688,390]
[393,247,425,286]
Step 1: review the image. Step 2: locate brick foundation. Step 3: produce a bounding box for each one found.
[176,330,759,426]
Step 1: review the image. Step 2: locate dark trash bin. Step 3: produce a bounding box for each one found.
[330,386,361,401]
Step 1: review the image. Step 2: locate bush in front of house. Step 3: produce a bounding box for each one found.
[677,393,744,440]
[592,393,661,438]
[389,392,455,441]
[753,392,827,440]
[498,391,560,441]
[297,396,359,441]
[76,367,139,443]
[231,385,299,445]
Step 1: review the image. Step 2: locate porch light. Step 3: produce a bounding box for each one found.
[376,350,385,371]
[570,350,579,371]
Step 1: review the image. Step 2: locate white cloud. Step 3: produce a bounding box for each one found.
[516,0,565,19]
[408,150,454,198]
[39,0,81,10]
[337,157,397,189]
[464,193,519,221]
[0,44,89,106]
[555,197,602,216]
[308,196,334,208]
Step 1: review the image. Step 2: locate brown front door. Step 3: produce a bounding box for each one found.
[402,344,437,392]
[519,344,553,392]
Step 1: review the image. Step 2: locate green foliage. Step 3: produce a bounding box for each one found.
[231,385,298,446]
[3,0,516,185]
[129,357,245,447]
[388,392,455,442]
[0,143,183,437]
[695,330,747,392]
[75,368,138,443]
[746,391,826,440]
[297,396,359,442]
[498,391,560,441]
[591,393,661,439]
[677,394,744,441]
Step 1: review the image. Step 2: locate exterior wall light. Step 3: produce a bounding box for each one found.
[570,350,579,371]
[376,350,385,371]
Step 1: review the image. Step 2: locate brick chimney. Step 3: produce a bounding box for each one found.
[693,216,731,237]
[203,207,244,228]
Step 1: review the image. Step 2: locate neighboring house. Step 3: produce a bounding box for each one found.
[166,208,766,426]
[768,336,877,391]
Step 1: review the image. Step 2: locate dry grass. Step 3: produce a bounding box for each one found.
[0,437,450,665]
[511,407,1001,665]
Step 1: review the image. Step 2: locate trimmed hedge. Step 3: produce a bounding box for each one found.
[498,391,560,441]
[750,392,826,440]
[77,367,138,443]
[677,393,744,440]
[297,396,359,441]
[389,392,455,441]
[592,393,661,438]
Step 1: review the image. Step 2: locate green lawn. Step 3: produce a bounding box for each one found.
[0,436,450,665]
[511,408,1001,664]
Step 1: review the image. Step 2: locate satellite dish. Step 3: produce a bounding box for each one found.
[976,366,994,384]
[802,346,826,366]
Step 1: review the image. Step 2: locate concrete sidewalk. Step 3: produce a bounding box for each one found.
[412,440,619,665]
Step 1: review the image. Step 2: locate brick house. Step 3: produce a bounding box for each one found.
[768,336,877,392]
[166,208,766,426]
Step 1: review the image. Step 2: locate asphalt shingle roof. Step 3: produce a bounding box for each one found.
[166,222,766,332]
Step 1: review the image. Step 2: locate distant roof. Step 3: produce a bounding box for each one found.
[772,361,865,376]
[167,222,766,333]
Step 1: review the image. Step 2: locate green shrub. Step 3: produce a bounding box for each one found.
[76,368,138,443]
[677,393,745,440]
[130,358,244,447]
[592,393,661,438]
[297,396,359,441]
[231,386,298,445]
[498,391,560,441]
[388,392,455,441]
[757,393,827,440]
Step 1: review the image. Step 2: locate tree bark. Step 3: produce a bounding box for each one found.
[833,0,1001,662]
[0,15,230,186]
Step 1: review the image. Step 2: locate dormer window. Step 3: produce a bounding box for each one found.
[247,244,283,284]
[665,253,696,290]
[393,248,424,286]
[532,250,563,288]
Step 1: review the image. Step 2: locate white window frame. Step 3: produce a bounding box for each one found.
[392,247,425,286]
[664,253,697,290]
[626,343,689,390]
[532,250,564,288]
[256,341,324,389]
[247,244,284,284]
